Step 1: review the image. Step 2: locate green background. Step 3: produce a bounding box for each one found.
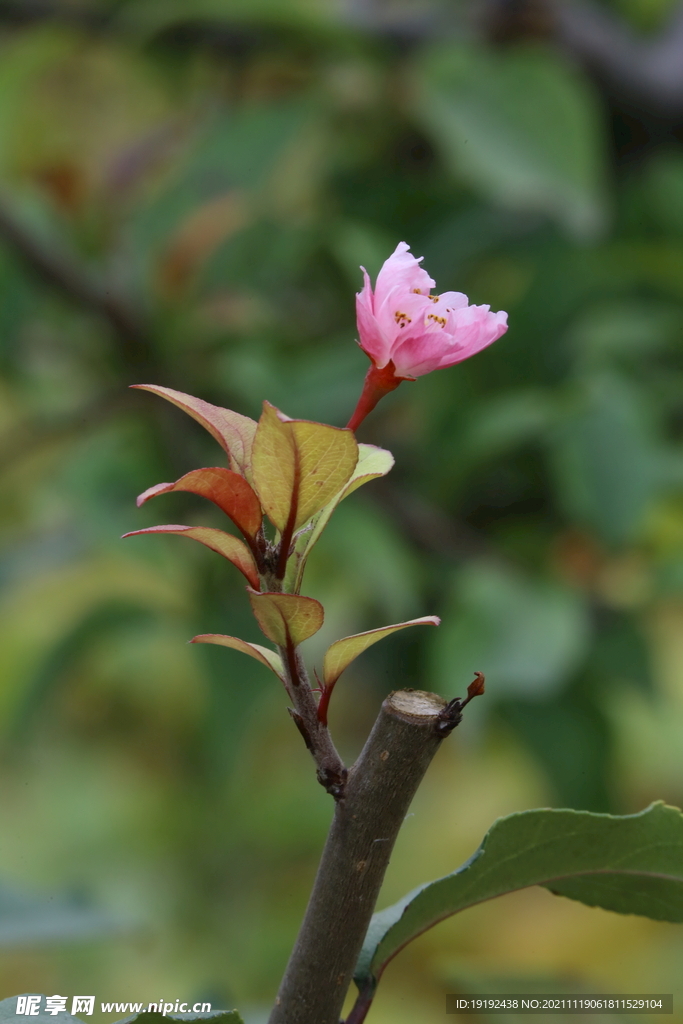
[0,0,681,1020]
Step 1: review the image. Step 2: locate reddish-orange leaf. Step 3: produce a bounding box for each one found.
[131,385,257,478]
[137,467,262,540]
[122,524,260,588]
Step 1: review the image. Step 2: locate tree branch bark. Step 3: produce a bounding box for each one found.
[268,688,449,1024]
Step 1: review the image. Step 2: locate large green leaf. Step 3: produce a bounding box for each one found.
[355,802,683,999]
[414,43,606,236]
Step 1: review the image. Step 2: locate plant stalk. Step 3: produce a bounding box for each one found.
[268,688,448,1024]
[278,645,347,798]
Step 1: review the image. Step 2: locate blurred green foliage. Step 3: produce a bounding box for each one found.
[0,0,680,1021]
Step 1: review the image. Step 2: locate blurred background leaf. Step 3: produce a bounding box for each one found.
[413,43,608,236]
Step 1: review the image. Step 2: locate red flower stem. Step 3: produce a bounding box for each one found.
[346,362,409,432]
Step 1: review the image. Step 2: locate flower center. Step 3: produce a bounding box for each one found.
[427,313,447,327]
[394,311,412,328]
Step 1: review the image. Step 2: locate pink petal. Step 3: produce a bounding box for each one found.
[356,268,391,366]
[391,330,452,377]
[428,290,469,312]
[373,242,435,310]
[354,241,508,382]
[435,308,509,369]
[375,287,433,351]
[391,305,508,377]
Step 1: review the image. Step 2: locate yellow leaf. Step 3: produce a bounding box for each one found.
[190,634,284,681]
[323,616,440,688]
[343,443,395,499]
[291,443,394,592]
[251,402,358,533]
[248,590,324,647]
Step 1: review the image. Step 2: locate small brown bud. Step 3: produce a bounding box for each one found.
[467,671,485,700]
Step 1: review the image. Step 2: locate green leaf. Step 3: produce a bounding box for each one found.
[190,633,284,681]
[122,526,260,589]
[414,43,606,236]
[355,802,683,997]
[136,467,263,541]
[323,616,440,688]
[248,590,324,647]
[251,402,358,534]
[291,443,394,592]
[131,385,257,478]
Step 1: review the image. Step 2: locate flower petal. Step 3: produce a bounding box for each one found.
[356,268,391,367]
[352,241,508,389]
[436,307,509,368]
[373,242,435,311]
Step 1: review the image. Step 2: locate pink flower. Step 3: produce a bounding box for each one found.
[348,242,508,431]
